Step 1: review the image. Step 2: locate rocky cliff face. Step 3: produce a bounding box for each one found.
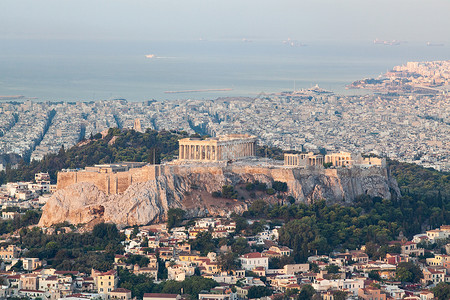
[38,163,400,227]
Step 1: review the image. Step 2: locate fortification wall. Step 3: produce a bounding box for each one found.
[56,165,160,194]
[57,162,389,197]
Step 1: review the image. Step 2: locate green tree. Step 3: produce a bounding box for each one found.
[298,285,315,300]
[332,291,347,300]
[167,208,186,229]
[272,181,288,192]
[189,232,216,255]
[368,270,381,281]
[269,256,295,269]
[218,253,240,273]
[431,283,450,300]
[395,262,422,283]
[247,286,272,299]
[231,237,251,255]
[325,264,340,274]
[221,185,238,199]
[266,188,275,195]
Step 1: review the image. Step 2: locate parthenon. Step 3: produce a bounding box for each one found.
[178,134,257,162]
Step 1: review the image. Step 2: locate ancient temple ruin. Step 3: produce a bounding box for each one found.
[284,151,386,168]
[178,134,257,162]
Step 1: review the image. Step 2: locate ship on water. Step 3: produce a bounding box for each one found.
[427,42,444,47]
[373,38,401,46]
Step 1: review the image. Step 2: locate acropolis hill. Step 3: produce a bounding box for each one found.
[39,135,399,227]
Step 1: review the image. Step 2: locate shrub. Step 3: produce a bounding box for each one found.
[266,188,275,195]
[255,181,267,191]
[222,185,238,199]
[273,181,288,192]
[245,183,255,191]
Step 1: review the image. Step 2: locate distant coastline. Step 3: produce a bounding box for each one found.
[1,39,449,102]
[0,95,25,100]
[164,88,233,94]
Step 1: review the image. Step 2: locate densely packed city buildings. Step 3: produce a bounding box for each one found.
[348,60,450,94]
[0,212,448,299]
[0,90,448,171]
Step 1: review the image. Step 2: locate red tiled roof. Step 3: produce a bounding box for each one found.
[55,270,79,275]
[143,293,179,298]
[99,270,116,276]
[241,252,263,259]
[111,288,131,293]
[426,269,444,274]
[402,241,416,245]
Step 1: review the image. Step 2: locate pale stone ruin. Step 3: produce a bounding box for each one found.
[133,118,143,133]
[56,135,387,197]
[284,151,386,168]
[284,152,324,167]
[178,134,257,162]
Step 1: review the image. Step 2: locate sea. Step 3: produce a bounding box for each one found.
[0,39,449,102]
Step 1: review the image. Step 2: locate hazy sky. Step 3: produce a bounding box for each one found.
[1,0,449,42]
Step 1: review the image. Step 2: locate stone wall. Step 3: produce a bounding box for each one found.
[57,165,162,195]
[56,162,393,203]
[42,161,399,227]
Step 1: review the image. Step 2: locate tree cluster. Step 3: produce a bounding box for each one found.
[0,129,189,184]
[118,269,218,299]
[16,223,125,273]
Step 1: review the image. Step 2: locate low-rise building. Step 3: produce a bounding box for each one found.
[0,245,20,261]
[110,288,132,300]
[422,268,445,285]
[283,264,309,275]
[239,253,268,271]
[401,242,424,256]
[143,293,181,300]
[96,270,118,294]
[357,287,386,300]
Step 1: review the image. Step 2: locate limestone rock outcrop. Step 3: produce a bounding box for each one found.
[39,163,400,227]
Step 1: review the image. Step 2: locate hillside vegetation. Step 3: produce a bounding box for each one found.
[0,128,188,183]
